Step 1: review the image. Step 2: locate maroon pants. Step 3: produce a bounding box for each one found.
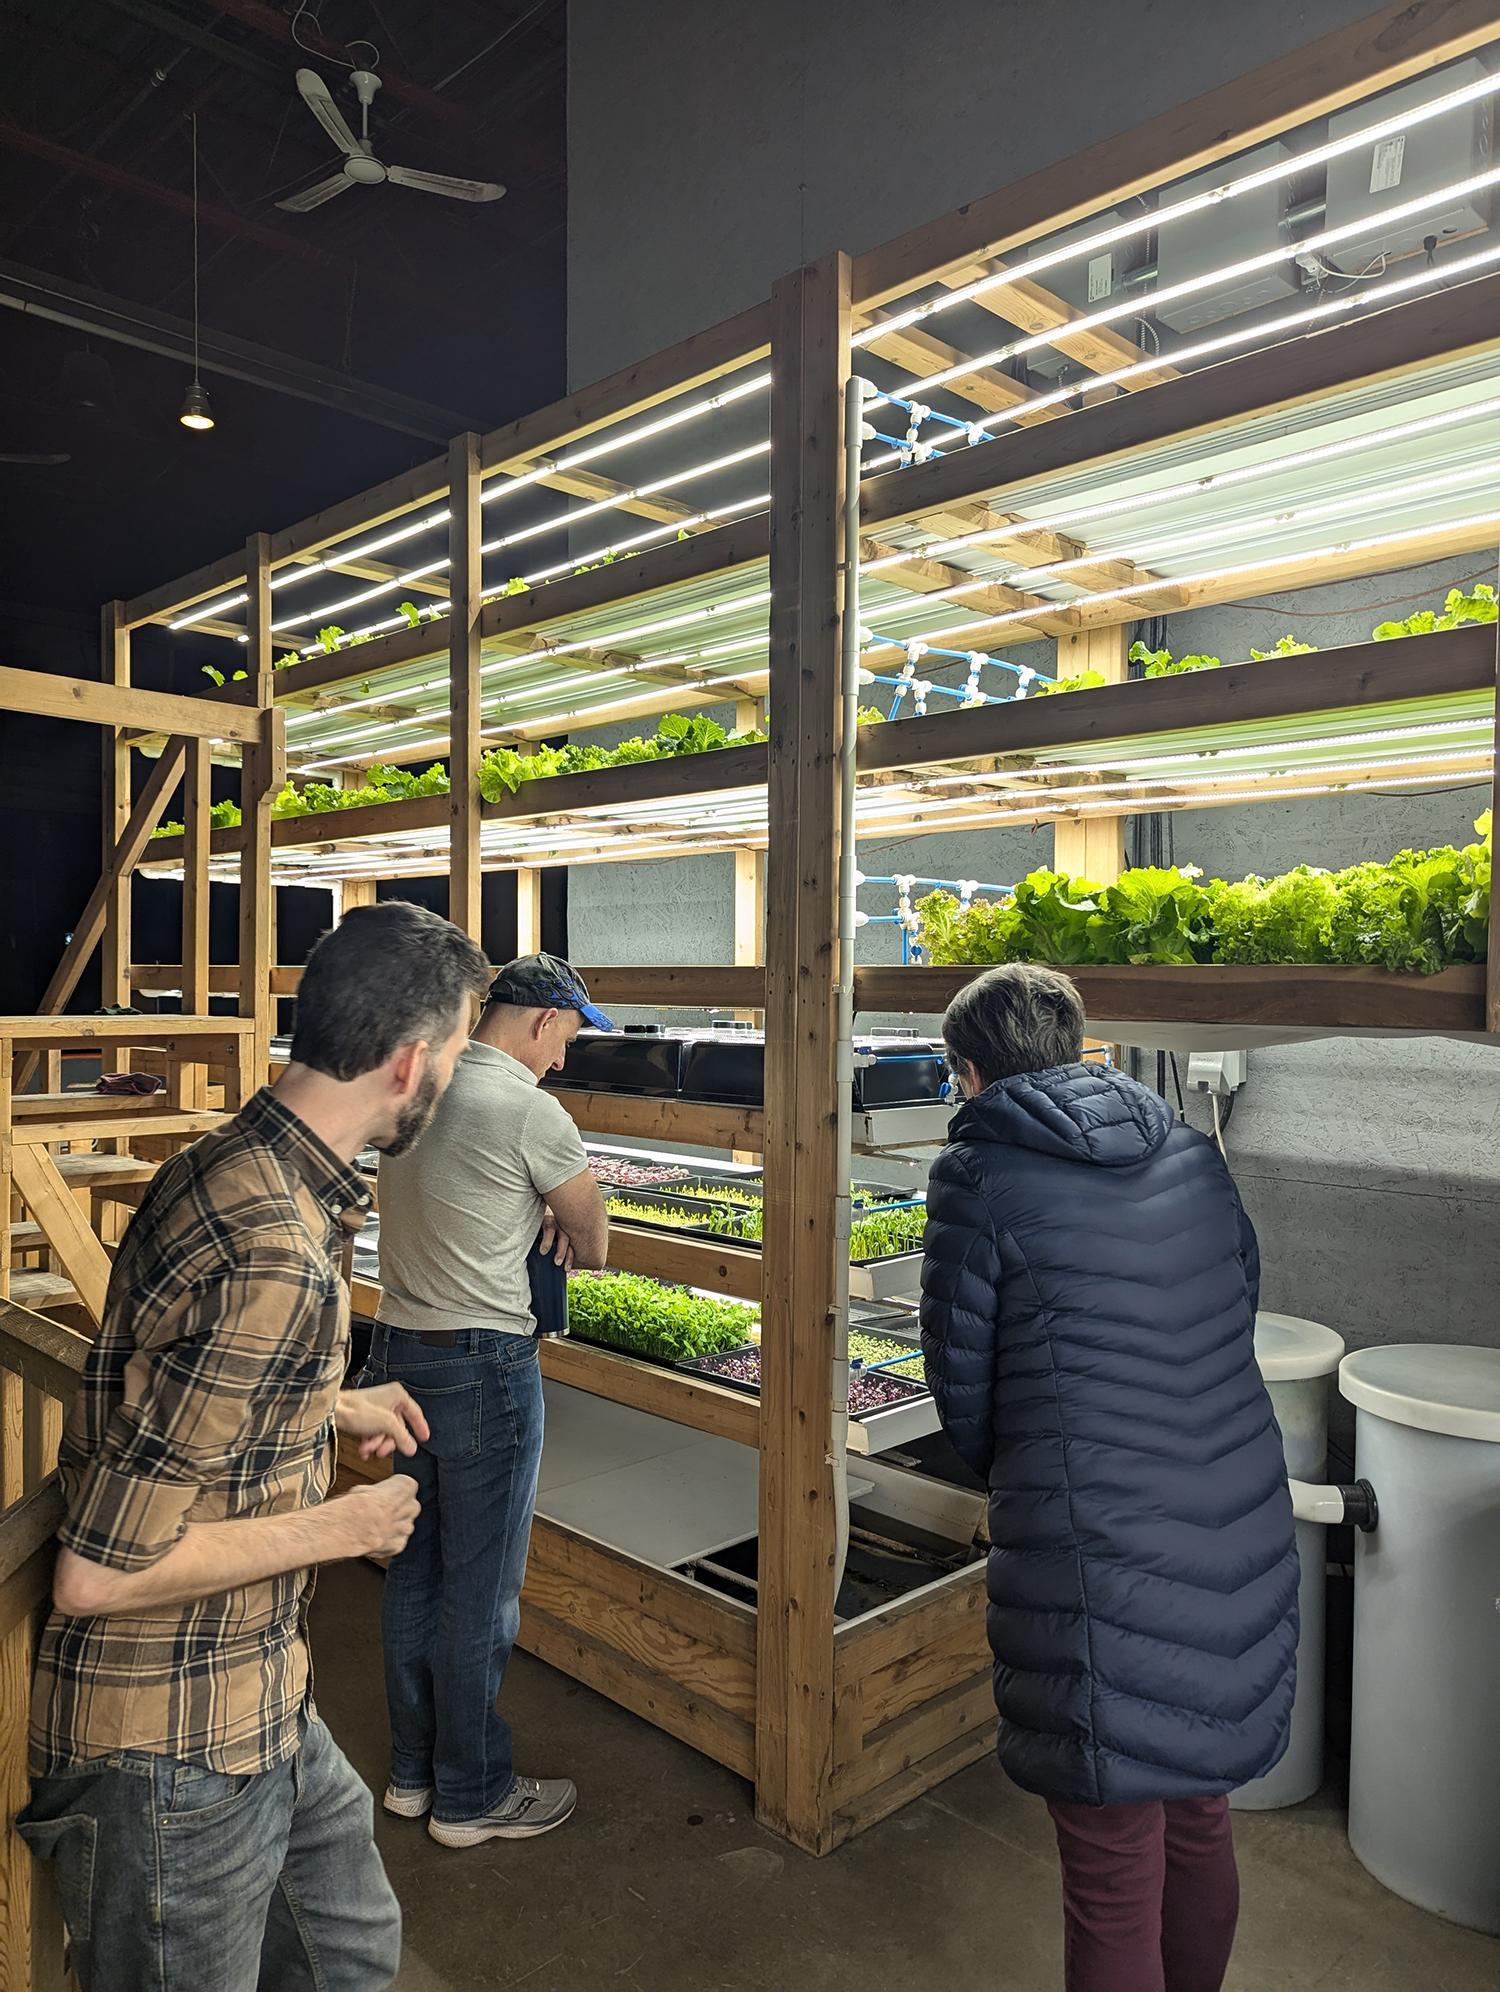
[1047,1794,1240,1992]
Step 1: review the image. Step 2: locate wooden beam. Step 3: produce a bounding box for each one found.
[99,601,131,1010]
[861,536,1074,635]
[856,623,1498,774]
[857,316,1057,424]
[757,250,850,1855]
[239,535,276,1090]
[607,1224,761,1301]
[9,1149,111,1327]
[30,738,189,1021]
[449,433,483,941]
[943,261,1178,386]
[1051,625,1129,882]
[855,962,1488,1036]
[515,869,541,954]
[0,666,261,744]
[181,737,212,1021]
[853,2,1500,307]
[547,1089,762,1152]
[865,267,1500,533]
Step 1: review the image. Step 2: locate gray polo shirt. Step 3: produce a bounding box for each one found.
[375,1040,588,1336]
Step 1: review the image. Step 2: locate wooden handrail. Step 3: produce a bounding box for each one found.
[0,1302,89,1409]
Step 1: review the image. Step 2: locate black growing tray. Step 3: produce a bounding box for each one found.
[552,1027,947,1110]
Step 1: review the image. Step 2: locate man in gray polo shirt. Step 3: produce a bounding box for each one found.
[366,953,610,1847]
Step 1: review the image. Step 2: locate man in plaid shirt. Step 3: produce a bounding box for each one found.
[19,900,491,1992]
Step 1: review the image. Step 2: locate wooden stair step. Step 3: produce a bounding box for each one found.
[7,1272,79,1310]
[6,1222,45,1251]
[53,1154,159,1187]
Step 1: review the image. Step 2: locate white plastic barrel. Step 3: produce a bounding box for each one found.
[1230,1312,1344,1811]
[1341,1344,1500,1933]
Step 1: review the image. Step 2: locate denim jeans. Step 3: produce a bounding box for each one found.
[361,1324,545,1823]
[17,1715,400,1992]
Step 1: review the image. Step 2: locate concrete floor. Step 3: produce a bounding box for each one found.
[313,1561,1499,1992]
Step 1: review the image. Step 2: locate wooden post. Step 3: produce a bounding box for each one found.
[340,880,378,915]
[515,869,541,955]
[99,601,132,1010]
[240,534,277,1089]
[1051,625,1129,883]
[449,433,484,941]
[179,736,213,1111]
[757,249,850,1855]
[732,695,767,1028]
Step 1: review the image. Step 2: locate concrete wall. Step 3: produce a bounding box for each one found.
[565,3,1500,1434]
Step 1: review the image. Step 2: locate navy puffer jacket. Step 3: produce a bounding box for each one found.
[920,1063,1298,1807]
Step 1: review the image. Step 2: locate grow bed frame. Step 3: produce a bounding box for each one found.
[5,9,1500,1904]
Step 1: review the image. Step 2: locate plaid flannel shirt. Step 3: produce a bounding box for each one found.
[30,1089,372,1777]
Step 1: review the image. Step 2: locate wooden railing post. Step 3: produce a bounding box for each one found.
[240,535,278,1088]
[757,249,851,1855]
[449,432,483,942]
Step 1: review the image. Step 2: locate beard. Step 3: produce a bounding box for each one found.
[375,1063,442,1158]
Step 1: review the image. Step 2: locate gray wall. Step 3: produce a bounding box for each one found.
[566,3,1500,1428]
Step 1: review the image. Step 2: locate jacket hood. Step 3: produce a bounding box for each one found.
[950,1062,1174,1167]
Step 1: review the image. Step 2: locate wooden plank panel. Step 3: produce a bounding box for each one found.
[756,251,850,1854]
[10,1149,111,1327]
[15,1111,224,1146]
[527,1518,757,1661]
[834,1564,988,1685]
[829,1724,995,1849]
[537,1338,760,1446]
[520,1567,754,1720]
[484,742,767,823]
[857,625,1498,773]
[607,1224,761,1301]
[829,1671,996,1803]
[0,667,260,744]
[855,963,1488,1035]
[861,272,1500,533]
[547,1089,763,1151]
[572,965,766,1008]
[520,1604,755,1779]
[449,432,483,941]
[854,1618,993,1734]
[853,2,1500,306]
[0,1018,250,1045]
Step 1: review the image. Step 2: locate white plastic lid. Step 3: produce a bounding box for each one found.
[1339,1344,1500,1443]
[1254,1312,1345,1382]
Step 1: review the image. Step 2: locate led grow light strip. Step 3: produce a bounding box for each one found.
[863,162,1500,416]
[864,504,1500,655]
[170,374,773,632]
[862,239,1500,472]
[853,65,1500,347]
[168,72,1500,637]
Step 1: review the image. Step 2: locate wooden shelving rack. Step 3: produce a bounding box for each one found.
[4,1,1499,1863]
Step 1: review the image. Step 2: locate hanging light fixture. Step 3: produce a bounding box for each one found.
[179,112,214,432]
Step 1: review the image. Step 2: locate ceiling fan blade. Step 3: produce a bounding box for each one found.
[295,68,363,160]
[385,163,506,203]
[277,170,354,214]
[0,450,69,465]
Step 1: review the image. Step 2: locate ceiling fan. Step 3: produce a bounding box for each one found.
[277,67,506,213]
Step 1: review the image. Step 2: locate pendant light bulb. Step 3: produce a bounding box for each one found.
[179,379,215,431]
[180,112,215,434]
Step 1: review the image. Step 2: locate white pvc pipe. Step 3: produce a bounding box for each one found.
[831,376,872,1598]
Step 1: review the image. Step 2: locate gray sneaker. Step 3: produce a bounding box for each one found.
[427,1776,578,1847]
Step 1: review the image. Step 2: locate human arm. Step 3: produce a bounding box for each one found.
[919,1146,1003,1480]
[540,1167,609,1271]
[334,1380,430,1458]
[52,1238,419,1619]
[53,1478,418,1617]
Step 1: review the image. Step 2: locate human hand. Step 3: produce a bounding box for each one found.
[336,1382,431,1458]
[538,1213,576,1271]
[333,1476,421,1559]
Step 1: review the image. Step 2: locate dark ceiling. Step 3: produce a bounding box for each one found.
[0,0,567,613]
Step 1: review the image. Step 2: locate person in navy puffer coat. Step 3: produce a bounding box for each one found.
[921,962,1298,1992]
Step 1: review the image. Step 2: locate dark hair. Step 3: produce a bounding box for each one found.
[290,901,491,1081]
[943,963,1086,1088]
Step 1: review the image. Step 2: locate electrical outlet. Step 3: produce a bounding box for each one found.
[1185,1049,1248,1096]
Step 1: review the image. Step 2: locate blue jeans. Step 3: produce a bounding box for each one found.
[17,1715,400,1991]
[362,1325,545,1823]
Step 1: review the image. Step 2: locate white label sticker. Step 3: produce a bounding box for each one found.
[1370,134,1406,194]
[1087,252,1114,303]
